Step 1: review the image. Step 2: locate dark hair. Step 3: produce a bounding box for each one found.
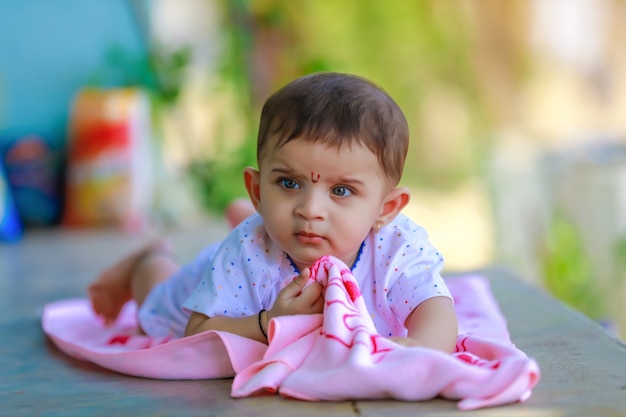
[257,72,409,185]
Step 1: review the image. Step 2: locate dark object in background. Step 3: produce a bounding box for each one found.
[2,133,64,227]
[0,156,23,242]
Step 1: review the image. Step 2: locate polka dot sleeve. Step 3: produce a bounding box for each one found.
[381,217,451,327]
[181,214,283,318]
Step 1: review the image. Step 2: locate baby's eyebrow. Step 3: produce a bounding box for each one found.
[269,167,296,175]
[335,177,365,187]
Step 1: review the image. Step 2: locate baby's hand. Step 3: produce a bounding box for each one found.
[268,268,324,320]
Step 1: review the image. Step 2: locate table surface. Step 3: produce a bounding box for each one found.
[1,219,625,417]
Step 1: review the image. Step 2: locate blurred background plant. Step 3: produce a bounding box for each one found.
[540,213,603,320]
[186,0,506,212]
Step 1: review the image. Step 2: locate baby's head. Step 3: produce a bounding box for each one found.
[256,72,409,185]
[246,73,412,269]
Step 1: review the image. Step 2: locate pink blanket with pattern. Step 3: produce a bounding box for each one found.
[42,256,540,410]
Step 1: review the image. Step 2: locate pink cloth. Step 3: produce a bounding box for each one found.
[42,256,540,410]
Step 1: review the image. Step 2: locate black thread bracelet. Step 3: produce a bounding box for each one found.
[258,309,268,340]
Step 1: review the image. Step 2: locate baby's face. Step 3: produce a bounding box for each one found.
[255,137,393,270]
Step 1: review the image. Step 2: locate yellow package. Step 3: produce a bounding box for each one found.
[63,88,154,230]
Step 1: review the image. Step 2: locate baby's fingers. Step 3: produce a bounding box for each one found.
[280,268,312,299]
[309,291,325,314]
[294,267,311,288]
[298,281,324,310]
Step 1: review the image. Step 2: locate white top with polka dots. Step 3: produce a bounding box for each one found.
[182,212,451,337]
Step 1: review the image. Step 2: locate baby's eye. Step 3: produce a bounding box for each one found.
[332,186,352,197]
[279,178,300,189]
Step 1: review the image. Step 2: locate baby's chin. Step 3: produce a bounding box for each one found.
[289,258,315,272]
[284,252,320,272]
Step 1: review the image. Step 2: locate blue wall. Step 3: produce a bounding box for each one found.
[0,0,148,148]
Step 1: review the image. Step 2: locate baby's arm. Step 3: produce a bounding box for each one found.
[184,268,324,342]
[390,296,458,352]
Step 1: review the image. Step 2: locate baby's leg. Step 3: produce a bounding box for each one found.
[90,201,251,327]
[88,240,178,325]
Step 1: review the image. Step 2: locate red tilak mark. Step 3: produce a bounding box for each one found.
[311,172,320,183]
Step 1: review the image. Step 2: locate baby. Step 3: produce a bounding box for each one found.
[89,72,458,352]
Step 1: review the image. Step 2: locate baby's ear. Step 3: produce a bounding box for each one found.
[243,167,262,213]
[377,186,410,227]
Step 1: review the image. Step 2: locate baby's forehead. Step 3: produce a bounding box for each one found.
[262,136,387,173]
[261,136,373,165]
[270,134,375,155]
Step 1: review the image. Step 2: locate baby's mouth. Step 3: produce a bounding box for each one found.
[296,232,324,245]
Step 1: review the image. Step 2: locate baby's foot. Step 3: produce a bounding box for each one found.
[88,240,170,325]
[225,198,255,229]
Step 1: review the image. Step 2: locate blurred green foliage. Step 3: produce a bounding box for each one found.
[540,213,605,320]
[188,0,258,212]
[190,0,497,212]
[615,236,626,283]
[88,44,192,142]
